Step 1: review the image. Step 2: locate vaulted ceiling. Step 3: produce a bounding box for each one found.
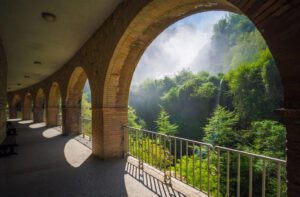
[0,0,122,91]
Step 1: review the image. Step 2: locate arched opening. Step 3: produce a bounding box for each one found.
[34,89,46,123]
[126,11,285,196]
[23,93,33,120]
[65,67,91,137]
[81,80,92,140]
[10,94,22,119]
[47,82,62,127]
[104,1,288,195]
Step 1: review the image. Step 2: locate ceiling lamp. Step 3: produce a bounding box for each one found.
[41,12,56,22]
[34,61,42,65]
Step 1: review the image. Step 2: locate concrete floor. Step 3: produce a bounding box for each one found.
[0,120,205,197]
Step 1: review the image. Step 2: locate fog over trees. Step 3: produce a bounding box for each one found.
[128,12,284,158]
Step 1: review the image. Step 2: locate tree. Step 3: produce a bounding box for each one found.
[128,106,146,129]
[225,49,282,126]
[203,106,239,147]
[155,108,178,135]
[250,120,286,159]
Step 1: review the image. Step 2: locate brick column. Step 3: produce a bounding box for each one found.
[9,107,17,119]
[47,107,58,126]
[63,106,81,135]
[22,107,32,120]
[92,107,128,159]
[34,106,44,123]
[276,108,300,196]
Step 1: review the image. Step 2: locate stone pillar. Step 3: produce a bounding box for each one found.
[47,106,58,126]
[9,107,17,119]
[22,107,32,120]
[34,107,44,123]
[0,38,7,143]
[63,106,81,135]
[276,108,300,196]
[92,107,128,159]
[0,103,5,143]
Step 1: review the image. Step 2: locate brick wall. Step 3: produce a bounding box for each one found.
[0,38,7,143]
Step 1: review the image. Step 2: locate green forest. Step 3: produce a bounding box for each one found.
[127,13,286,196]
[129,13,285,159]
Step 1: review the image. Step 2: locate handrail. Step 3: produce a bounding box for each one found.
[215,146,286,164]
[126,126,214,148]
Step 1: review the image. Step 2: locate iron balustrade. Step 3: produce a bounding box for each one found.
[17,111,22,119]
[81,117,92,141]
[54,113,63,132]
[124,126,286,197]
[57,113,62,127]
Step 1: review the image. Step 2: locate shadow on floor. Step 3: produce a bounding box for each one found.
[125,162,187,197]
[1,120,130,197]
[1,120,198,197]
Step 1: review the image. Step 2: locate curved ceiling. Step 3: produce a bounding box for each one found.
[0,0,122,91]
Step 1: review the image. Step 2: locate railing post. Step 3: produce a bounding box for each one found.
[227,151,230,197]
[277,162,281,197]
[262,160,266,197]
[180,139,182,181]
[217,147,220,197]
[207,146,210,197]
[199,145,202,190]
[164,135,172,186]
[237,153,240,197]
[138,130,144,171]
[249,156,253,197]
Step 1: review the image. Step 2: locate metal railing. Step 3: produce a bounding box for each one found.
[17,111,22,119]
[57,113,62,126]
[56,113,62,131]
[124,126,286,197]
[81,118,92,141]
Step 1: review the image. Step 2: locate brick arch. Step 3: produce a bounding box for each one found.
[102,0,300,192]
[103,0,240,108]
[99,0,243,159]
[63,66,88,135]
[34,88,46,123]
[23,92,33,120]
[10,94,22,119]
[103,1,300,110]
[47,82,61,126]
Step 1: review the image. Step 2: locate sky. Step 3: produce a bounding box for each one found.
[131,11,229,85]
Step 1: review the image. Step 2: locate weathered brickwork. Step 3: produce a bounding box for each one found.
[23,93,33,120]
[5,1,300,195]
[0,39,7,143]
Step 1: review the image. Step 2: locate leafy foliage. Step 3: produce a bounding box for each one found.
[155,108,178,135]
[204,106,239,147]
[128,106,146,129]
[126,13,286,196]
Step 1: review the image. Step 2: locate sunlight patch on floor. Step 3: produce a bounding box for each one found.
[18,120,33,124]
[7,118,22,122]
[29,122,46,128]
[42,128,62,138]
[64,139,92,168]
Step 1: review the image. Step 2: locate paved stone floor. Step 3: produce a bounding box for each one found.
[0,120,206,197]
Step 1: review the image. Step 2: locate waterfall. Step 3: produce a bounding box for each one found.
[215,79,223,109]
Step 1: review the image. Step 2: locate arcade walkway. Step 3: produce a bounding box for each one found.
[0,120,203,197]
